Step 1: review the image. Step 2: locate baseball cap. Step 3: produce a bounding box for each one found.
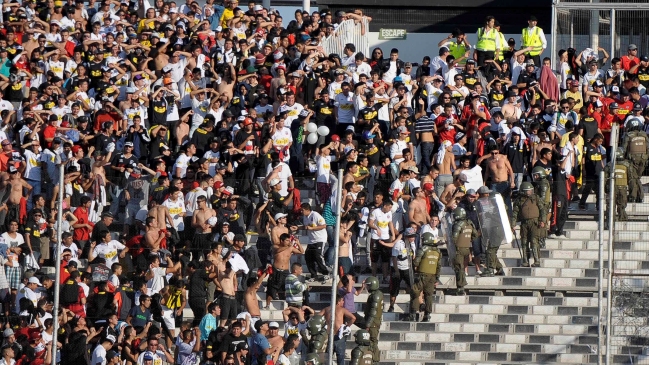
[236,342,249,351]
[362,130,376,140]
[620,88,630,96]
[423,182,434,192]
[526,59,535,66]
[269,178,281,186]
[254,320,267,332]
[593,80,604,88]
[274,213,287,221]
[455,132,466,142]
[106,350,119,360]
[408,166,419,174]
[457,173,468,183]
[3,329,13,338]
[404,227,416,236]
[466,59,476,64]
[104,334,116,344]
[66,260,78,268]
[611,86,620,93]
[397,126,410,134]
[269,321,279,328]
[124,141,134,147]
[331,134,340,142]
[143,352,155,361]
[466,189,478,196]
[642,55,649,62]
[162,65,172,73]
[634,103,643,111]
[595,100,603,108]
[609,102,619,109]
[28,277,42,286]
[629,44,638,50]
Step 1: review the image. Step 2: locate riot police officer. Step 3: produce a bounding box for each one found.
[532,166,551,248]
[606,147,633,221]
[305,315,328,363]
[409,232,441,322]
[363,276,383,363]
[350,329,374,365]
[511,182,545,267]
[622,117,649,202]
[452,207,479,296]
[305,353,321,365]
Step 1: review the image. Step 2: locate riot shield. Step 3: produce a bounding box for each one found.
[440,210,455,259]
[476,193,513,247]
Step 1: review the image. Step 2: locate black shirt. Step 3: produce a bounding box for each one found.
[312,99,336,126]
[579,116,599,142]
[583,143,606,177]
[502,141,528,173]
[188,268,210,298]
[462,71,479,90]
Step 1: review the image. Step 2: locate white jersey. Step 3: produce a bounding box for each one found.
[370,208,392,240]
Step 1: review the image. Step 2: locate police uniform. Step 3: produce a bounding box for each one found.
[622,129,649,202]
[452,218,479,294]
[533,174,552,246]
[350,330,373,365]
[363,277,383,363]
[606,154,633,221]
[306,315,328,364]
[511,191,545,266]
[409,233,441,321]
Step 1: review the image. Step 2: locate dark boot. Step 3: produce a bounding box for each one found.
[421,313,431,322]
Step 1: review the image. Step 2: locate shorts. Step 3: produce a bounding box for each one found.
[192,233,212,253]
[39,237,50,260]
[389,268,413,297]
[219,295,237,320]
[370,239,392,263]
[266,268,289,299]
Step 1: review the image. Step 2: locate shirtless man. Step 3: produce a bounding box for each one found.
[532,130,553,167]
[244,270,268,322]
[147,200,174,240]
[408,187,431,229]
[192,196,216,261]
[440,173,468,210]
[7,166,32,225]
[267,322,286,364]
[266,230,304,308]
[217,63,236,103]
[217,260,237,327]
[270,212,289,246]
[432,140,455,198]
[398,149,417,173]
[501,91,522,120]
[91,150,112,212]
[320,295,356,365]
[144,216,165,253]
[484,148,515,211]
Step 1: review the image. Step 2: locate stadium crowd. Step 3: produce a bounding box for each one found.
[0,0,642,363]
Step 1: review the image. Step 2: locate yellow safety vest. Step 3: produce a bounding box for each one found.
[522,27,543,56]
[476,28,497,52]
[448,41,468,63]
[497,32,507,61]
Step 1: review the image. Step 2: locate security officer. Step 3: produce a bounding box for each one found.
[452,207,479,296]
[532,166,551,248]
[350,330,374,365]
[363,276,383,363]
[474,192,505,277]
[511,182,545,267]
[494,21,508,62]
[550,154,570,238]
[606,147,633,222]
[622,116,649,202]
[439,28,471,67]
[305,353,321,365]
[521,15,547,68]
[409,232,441,322]
[474,15,500,67]
[305,315,328,363]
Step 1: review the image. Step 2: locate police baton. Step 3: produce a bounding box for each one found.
[512,227,524,260]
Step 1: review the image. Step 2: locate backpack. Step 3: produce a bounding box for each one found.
[60,280,79,305]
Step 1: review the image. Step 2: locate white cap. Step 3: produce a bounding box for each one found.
[236,312,250,319]
[269,178,280,186]
[253,4,263,10]
[269,321,279,328]
[28,277,42,286]
[274,213,287,221]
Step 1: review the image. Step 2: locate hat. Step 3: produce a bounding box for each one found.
[408,165,419,174]
[269,178,281,186]
[255,53,266,65]
[397,126,410,134]
[126,87,136,93]
[611,86,620,93]
[457,173,468,183]
[404,227,416,236]
[253,4,263,11]
[629,44,638,50]
[214,181,224,189]
[609,102,619,109]
[508,37,515,44]
[124,141,134,147]
[216,163,227,170]
[620,88,630,96]
[455,132,466,142]
[362,130,376,140]
[593,80,604,87]
[477,186,492,194]
[466,188,478,196]
[104,334,116,344]
[642,55,649,62]
[66,260,78,268]
[529,15,537,21]
[101,65,111,72]
[634,103,643,111]
[236,341,249,351]
[274,212,287,221]
[331,134,340,142]
[143,352,155,361]
[254,320,267,332]
[595,100,603,108]
[28,277,42,286]
[106,351,119,360]
[423,182,434,192]
[466,59,476,64]
[3,329,13,338]
[526,59,535,66]
[269,321,280,328]
[71,145,82,154]
[162,65,172,73]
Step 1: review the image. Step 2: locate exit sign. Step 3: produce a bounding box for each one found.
[379,28,407,40]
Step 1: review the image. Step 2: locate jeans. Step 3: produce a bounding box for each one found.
[332,335,346,365]
[419,142,435,176]
[490,181,512,216]
[514,173,525,191]
[325,225,335,267]
[26,179,41,211]
[289,142,304,175]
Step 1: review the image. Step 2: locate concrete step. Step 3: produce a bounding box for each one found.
[380,350,594,363]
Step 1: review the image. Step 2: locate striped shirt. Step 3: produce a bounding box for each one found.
[415,116,435,134]
[285,274,307,305]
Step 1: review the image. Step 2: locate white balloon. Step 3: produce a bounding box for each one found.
[307,122,318,133]
[317,126,330,136]
[307,133,318,144]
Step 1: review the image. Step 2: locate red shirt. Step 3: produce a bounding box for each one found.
[42,124,57,149]
[461,104,491,137]
[622,55,639,72]
[64,285,86,318]
[72,207,93,241]
[435,114,458,143]
[616,99,634,120]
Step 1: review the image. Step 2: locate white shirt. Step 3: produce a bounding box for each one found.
[315,155,331,183]
[146,266,167,295]
[15,285,39,312]
[429,56,449,77]
[90,344,107,365]
[370,208,392,240]
[390,139,409,165]
[335,92,356,124]
[279,102,304,128]
[92,240,126,267]
[352,62,372,84]
[172,153,191,178]
[272,127,293,162]
[520,26,548,50]
[302,211,327,244]
[266,162,292,196]
[392,239,415,270]
[162,198,186,230]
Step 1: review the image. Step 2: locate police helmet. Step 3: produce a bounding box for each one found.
[453,207,467,220]
[616,147,625,160]
[307,315,325,334]
[304,353,320,365]
[520,182,534,192]
[531,166,547,181]
[365,276,380,291]
[421,232,437,246]
[354,329,371,346]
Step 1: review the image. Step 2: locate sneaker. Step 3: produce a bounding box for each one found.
[307,278,316,283]
[579,204,587,210]
[521,261,530,267]
[456,288,466,296]
[548,234,557,239]
[321,275,331,283]
[532,262,541,267]
[407,314,417,322]
[421,314,431,322]
[495,269,506,276]
[476,270,483,276]
[480,270,494,277]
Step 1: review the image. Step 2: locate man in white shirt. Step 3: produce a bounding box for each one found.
[429,47,450,77]
[90,336,115,365]
[368,201,396,280]
[390,126,412,165]
[561,132,580,176]
[15,276,41,313]
[270,114,293,163]
[298,203,330,283]
[334,82,356,135]
[89,230,128,268]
